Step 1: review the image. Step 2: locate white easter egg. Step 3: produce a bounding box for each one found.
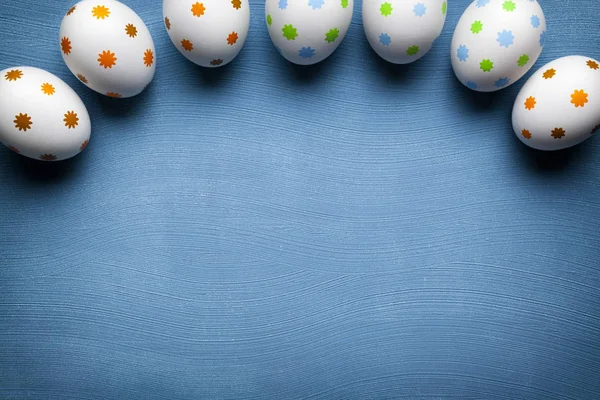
[363,0,447,64]
[512,56,600,151]
[266,0,353,65]
[451,0,545,92]
[163,0,250,68]
[59,0,156,98]
[0,67,91,161]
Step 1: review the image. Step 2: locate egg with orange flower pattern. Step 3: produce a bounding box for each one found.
[512,56,600,151]
[0,67,91,161]
[60,0,156,98]
[163,0,250,68]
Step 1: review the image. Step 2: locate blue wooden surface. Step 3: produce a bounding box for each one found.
[1,1,600,398]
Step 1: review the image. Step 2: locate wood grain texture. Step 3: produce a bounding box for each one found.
[1,0,599,398]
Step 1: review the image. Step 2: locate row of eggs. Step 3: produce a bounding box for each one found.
[0,0,598,162]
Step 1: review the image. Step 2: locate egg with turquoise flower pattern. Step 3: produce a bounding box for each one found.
[266,0,353,65]
[451,0,546,92]
[512,56,600,151]
[363,0,448,64]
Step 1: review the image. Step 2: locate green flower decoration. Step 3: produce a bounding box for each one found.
[282,24,298,40]
[503,1,516,12]
[517,54,530,67]
[325,28,340,43]
[380,2,392,17]
[266,14,272,26]
[341,0,348,8]
[442,1,447,15]
[406,45,419,56]
[480,59,494,72]
[471,20,483,34]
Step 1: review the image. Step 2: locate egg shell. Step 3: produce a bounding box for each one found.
[0,67,91,161]
[163,0,249,68]
[512,56,600,151]
[60,0,156,98]
[363,0,447,64]
[266,0,353,66]
[451,0,545,92]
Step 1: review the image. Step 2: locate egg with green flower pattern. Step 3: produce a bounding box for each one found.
[266,0,353,65]
[363,0,448,64]
[451,0,546,92]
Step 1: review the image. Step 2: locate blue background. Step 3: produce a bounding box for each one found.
[1,0,600,398]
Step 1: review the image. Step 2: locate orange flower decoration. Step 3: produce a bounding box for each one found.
[232,0,242,9]
[144,49,154,67]
[7,145,20,154]
[542,68,555,79]
[571,89,588,108]
[64,111,79,129]
[191,2,205,17]
[92,5,110,19]
[181,39,193,51]
[106,92,121,98]
[5,69,22,81]
[77,74,88,84]
[587,60,599,70]
[98,50,117,68]
[80,140,89,151]
[125,24,138,38]
[551,127,566,139]
[61,37,72,55]
[14,113,32,131]
[40,154,57,161]
[210,59,223,66]
[524,96,536,110]
[227,32,238,45]
[41,83,55,95]
[521,129,532,140]
[165,17,171,30]
[66,6,76,16]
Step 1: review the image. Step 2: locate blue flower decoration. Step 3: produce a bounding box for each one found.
[494,77,510,88]
[298,46,315,58]
[466,81,478,90]
[530,15,540,28]
[278,0,288,9]
[457,45,469,62]
[539,30,546,46]
[497,29,514,48]
[308,0,325,9]
[413,3,426,16]
[379,33,391,46]
[476,0,490,7]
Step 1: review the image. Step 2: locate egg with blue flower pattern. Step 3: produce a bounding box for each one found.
[363,0,448,64]
[266,0,353,65]
[451,0,546,92]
